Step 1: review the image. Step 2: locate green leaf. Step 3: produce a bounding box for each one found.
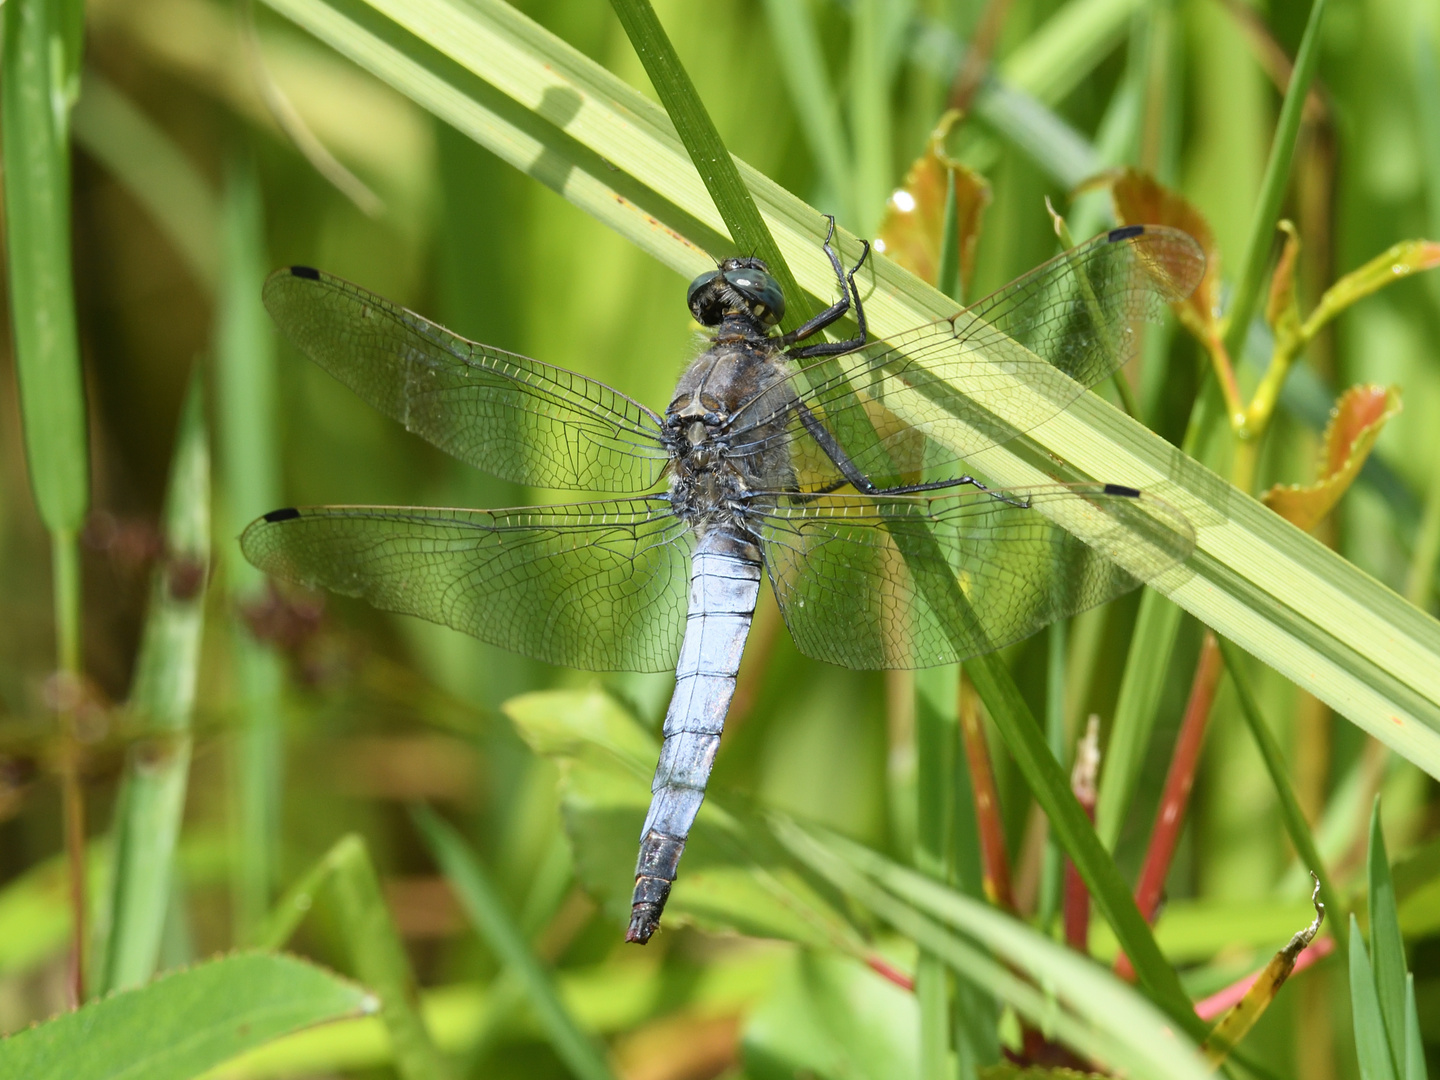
[1351,914,1399,1080]
[1,0,89,533]
[215,159,287,942]
[255,0,1440,779]
[410,806,616,1080]
[1403,975,1427,1080]
[1368,799,1409,1074]
[0,953,373,1080]
[100,378,210,994]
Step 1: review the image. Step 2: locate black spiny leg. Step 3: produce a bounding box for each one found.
[779,216,871,356]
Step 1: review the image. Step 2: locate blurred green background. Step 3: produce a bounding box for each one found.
[0,0,1438,1076]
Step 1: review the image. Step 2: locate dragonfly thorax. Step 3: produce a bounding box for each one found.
[664,336,796,531]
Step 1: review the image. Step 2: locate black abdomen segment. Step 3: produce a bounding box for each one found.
[627,528,761,943]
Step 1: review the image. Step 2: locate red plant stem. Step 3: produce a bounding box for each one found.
[866,954,916,992]
[1194,935,1335,1020]
[958,673,1014,909]
[1115,633,1223,981]
[1063,716,1100,952]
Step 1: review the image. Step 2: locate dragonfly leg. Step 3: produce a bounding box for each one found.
[876,474,1032,508]
[778,216,871,354]
[794,400,882,494]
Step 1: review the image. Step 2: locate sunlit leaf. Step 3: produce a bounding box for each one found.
[1263,385,1403,531]
[874,111,990,293]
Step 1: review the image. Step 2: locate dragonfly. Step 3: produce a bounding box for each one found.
[242,218,1204,943]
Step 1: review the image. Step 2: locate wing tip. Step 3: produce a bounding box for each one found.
[288,265,321,280]
[1102,483,1141,498]
[1107,224,1145,242]
[263,507,302,523]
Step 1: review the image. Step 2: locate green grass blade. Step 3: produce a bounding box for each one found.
[1220,0,1330,367]
[1214,635,1347,951]
[4,0,93,1000]
[259,0,1440,783]
[214,159,287,942]
[606,0,806,330]
[914,668,957,1080]
[411,806,617,1080]
[72,72,219,291]
[848,0,900,237]
[1037,622,1067,931]
[0,952,374,1080]
[1351,914,1400,1080]
[775,820,1212,1080]
[1403,974,1427,1080]
[99,378,210,993]
[1094,584,1182,849]
[972,82,1102,188]
[998,0,1146,105]
[1367,798,1408,1072]
[258,836,452,1080]
[759,0,853,226]
[2,0,89,535]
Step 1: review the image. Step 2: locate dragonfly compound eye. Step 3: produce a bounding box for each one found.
[721,267,785,327]
[686,265,786,328]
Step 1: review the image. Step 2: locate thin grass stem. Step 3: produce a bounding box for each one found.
[1219,0,1330,423]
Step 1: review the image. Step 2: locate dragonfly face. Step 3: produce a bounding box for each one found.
[242,217,1204,942]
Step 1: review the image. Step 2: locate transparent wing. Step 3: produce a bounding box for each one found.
[241,498,690,671]
[263,267,670,492]
[731,225,1205,490]
[756,483,1194,669]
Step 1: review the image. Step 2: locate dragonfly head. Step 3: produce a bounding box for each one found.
[688,257,785,330]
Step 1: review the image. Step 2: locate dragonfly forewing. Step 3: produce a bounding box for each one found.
[263,267,671,493]
[240,499,692,672]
